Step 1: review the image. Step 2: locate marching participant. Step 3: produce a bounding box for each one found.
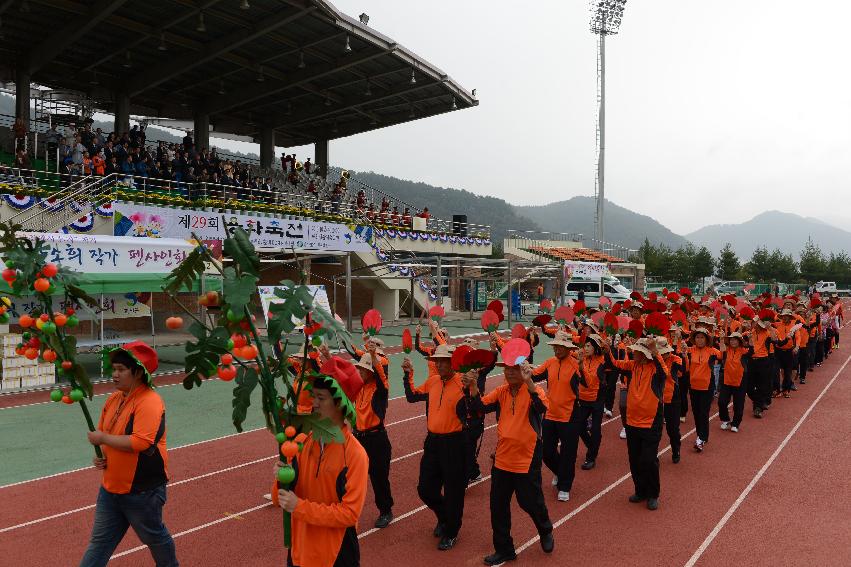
[685,320,721,452]
[659,331,684,463]
[774,309,797,397]
[531,331,581,502]
[466,341,554,565]
[272,357,369,567]
[353,344,394,528]
[718,331,751,432]
[460,337,497,484]
[605,337,673,510]
[402,344,468,551]
[577,334,607,470]
[748,310,778,418]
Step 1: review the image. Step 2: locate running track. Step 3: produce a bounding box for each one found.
[2,323,850,566]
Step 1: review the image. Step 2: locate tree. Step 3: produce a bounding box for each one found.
[799,238,826,283]
[692,246,715,280]
[743,246,771,281]
[715,243,741,280]
[767,249,798,282]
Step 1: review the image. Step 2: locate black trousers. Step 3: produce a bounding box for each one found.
[807,339,817,371]
[618,388,628,428]
[798,345,809,381]
[718,381,746,427]
[490,444,553,556]
[626,411,663,499]
[815,339,825,365]
[776,349,795,392]
[689,389,713,443]
[465,420,485,480]
[417,432,467,538]
[356,428,394,515]
[542,417,581,492]
[578,400,604,462]
[679,373,691,418]
[287,527,359,566]
[771,354,781,393]
[663,393,681,457]
[747,357,772,410]
[603,370,619,412]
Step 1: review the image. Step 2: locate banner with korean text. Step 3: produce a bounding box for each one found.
[112,203,371,252]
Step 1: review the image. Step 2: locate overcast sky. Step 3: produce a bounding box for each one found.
[289,0,848,237]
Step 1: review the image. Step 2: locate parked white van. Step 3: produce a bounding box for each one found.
[565,276,632,308]
[815,281,837,294]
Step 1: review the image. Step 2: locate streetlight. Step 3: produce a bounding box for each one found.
[589,0,627,243]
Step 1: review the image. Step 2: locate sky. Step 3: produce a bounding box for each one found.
[48,1,851,237]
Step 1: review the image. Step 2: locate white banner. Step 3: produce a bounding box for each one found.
[112,203,371,252]
[258,285,331,330]
[564,260,611,280]
[19,232,195,273]
[9,293,152,320]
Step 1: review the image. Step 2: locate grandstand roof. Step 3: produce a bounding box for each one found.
[0,0,477,146]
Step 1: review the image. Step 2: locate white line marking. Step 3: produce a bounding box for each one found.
[109,502,274,560]
[682,351,851,567]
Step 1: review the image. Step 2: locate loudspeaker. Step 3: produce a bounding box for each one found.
[452,214,468,236]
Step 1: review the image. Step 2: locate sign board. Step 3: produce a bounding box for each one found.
[18,232,195,273]
[113,203,371,253]
[8,293,152,320]
[564,260,611,280]
[258,285,331,330]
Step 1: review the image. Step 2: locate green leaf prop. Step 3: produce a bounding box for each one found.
[223,267,258,315]
[183,323,230,389]
[231,365,259,432]
[163,244,208,294]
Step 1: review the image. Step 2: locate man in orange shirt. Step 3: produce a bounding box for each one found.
[273,357,368,567]
[466,340,554,565]
[402,344,468,551]
[718,332,751,432]
[80,341,178,567]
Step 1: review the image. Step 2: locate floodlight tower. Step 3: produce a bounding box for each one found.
[589,0,627,244]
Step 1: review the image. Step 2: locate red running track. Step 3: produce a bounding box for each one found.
[2,328,850,566]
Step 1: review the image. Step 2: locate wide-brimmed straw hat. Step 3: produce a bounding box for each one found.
[354,354,375,373]
[655,337,673,355]
[629,337,656,359]
[428,343,455,360]
[548,331,578,349]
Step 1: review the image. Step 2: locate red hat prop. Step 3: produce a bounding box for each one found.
[612,303,623,315]
[481,309,501,333]
[532,314,553,329]
[738,305,755,320]
[573,300,587,316]
[616,315,631,333]
[511,323,528,339]
[810,297,822,309]
[644,312,669,336]
[487,300,504,322]
[671,308,687,327]
[598,296,612,310]
[627,319,644,338]
[667,292,680,303]
[539,298,554,313]
[590,311,606,329]
[467,349,497,370]
[105,340,159,386]
[362,309,382,336]
[451,345,474,372]
[680,287,693,297]
[500,338,531,367]
[554,306,574,325]
[630,291,643,302]
[316,357,364,427]
[603,312,618,335]
[429,305,445,323]
[402,328,413,354]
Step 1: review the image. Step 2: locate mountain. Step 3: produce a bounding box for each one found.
[348,171,541,245]
[686,210,851,259]
[514,196,689,250]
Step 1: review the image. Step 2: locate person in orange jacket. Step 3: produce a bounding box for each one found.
[402,344,468,551]
[273,357,368,567]
[466,341,554,565]
[605,337,673,510]
[659,331,684,463]
[718,331,752,432]
[353,344,394,529]
[531,331,581,503]
[577,333,607,470]
[685,321,721,452]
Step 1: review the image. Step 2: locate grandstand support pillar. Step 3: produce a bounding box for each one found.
[435,255,442,309]
[507,261,512,327]
[260,127,274,170]
[345,252,352,332]
[410,277,415,325]
[315,139,329,178]
[15,68,31,130]
[114,92,130,134]
[194,111,210,152]
[373,288,399,322]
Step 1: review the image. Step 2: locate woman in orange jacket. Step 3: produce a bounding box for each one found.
[577,334,607,470]
[273,357,369,567]
[718,331,752,432]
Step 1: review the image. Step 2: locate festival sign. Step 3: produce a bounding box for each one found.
[113,203,371,252]
[564,260,612,280]
[18,232,196,273]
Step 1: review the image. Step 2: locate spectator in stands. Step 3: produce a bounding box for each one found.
[106,156,120,176]
[12,117,27,151]
[391,206,400,227]
[402,207,412,228]
[366,203,377,222]
[14,149,31,170]
[45,124,61,157]
[72,136,86,166]
[280,151,288,171]
[82,151,93,175]
[357,189,366,210]
[304,157,312,174]
[59,137,72,164]
[417,207,431,220]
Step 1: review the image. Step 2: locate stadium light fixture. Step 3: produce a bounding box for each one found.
[451,97,457,110]
[123,50,132,68]
[588,0,627,243]
[240,0,250,10]
[364,79,372,97]
[196,12,207,33]
[359,13,369,25]
[298,51,306,69]
[158,32,167,51]
[344,35,352,53]
[217,79,226,95]
[409,69,417,85]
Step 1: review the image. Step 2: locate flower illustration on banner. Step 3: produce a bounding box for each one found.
[129,212,145,224]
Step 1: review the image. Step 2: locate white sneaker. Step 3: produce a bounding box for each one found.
[551,475,559,486]
[720,422,729,430]
[558,491,570,502]
[604,409,613,418]
[619,427,627,439]
[679,417,686,423]
[694,439,704,452]
[731,426,739,433]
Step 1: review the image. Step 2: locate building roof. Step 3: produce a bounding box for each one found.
[528,246,626,263]
[0,0,477,146]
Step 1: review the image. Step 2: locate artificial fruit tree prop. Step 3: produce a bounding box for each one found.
[0,222,100,456]
[161,227,351,548]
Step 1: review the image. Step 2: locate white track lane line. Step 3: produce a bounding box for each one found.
[682,351,851,567]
